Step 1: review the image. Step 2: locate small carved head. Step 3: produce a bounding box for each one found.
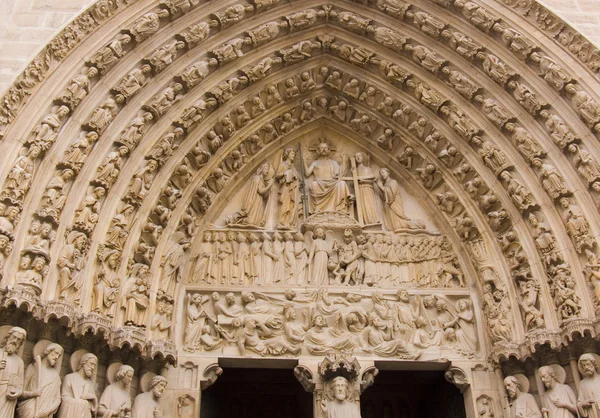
[2,327,26,354]
[538,366,557,389]
[224,292,235,305]
[331,376,350,401]
[312,314,325,328]
[313,227,326,239]
[78,353,98,378]
[150,375,168,398]
[578,354,599,377]
[116,365,134,387]
[42,343,63,367]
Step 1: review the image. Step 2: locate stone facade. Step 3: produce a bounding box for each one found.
[1,0,600,417]
[1,0,600,93]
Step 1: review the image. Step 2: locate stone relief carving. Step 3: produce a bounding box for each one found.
[539,365,577,418]
[92,247,121,318]
[577,354,600,418]
[181,289,476,359]
[122,264,151,327]
[86,34,132,74]
[58,351,98,418]
[126,9,170,43]
[3,2,600,404]
[57,231,88,303]
[131,376,167,418]
[190,228,463,289]
[504,375,541,418]
[97,364,133,418]
[17,341,63,418]
[113,66,153,102]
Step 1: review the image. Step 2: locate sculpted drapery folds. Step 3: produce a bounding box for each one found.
[92,249,121,317]
[58,353,97,418]
[227,163,274,228]
[17,343,62,418]
[303,142,353,215]
[97,365,133,418]
[354,152,379,226]
[275,148,299,229]
[504,376,542,418]
[539,366,577,418]
[122,264,151,327]
[0,328,26,418]
[4,0,600,414]
[131,376,166,418]
[376,168,425,232]
[58,231,88,304]
[159,235,191,297]
[578,354,600,418]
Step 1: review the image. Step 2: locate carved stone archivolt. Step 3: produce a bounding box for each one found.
[1,0,600,416]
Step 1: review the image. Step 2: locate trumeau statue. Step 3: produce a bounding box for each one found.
[320,376,361,418]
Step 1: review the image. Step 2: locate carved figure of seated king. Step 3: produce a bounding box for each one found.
[321,376,362,418]
[304,142,354,214]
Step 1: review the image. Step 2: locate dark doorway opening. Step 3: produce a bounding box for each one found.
[360,370,466,418]
[200,367,313,418]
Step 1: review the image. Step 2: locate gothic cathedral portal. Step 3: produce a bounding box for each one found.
[0,0,599,417]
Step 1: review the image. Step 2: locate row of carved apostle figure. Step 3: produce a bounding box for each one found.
[192,229,464,287]
[0,327,167,418]
[184,289,477,359]
[505,355,600,418]
[226,144,426,232]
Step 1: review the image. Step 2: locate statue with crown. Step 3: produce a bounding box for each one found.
[317,353,365,418]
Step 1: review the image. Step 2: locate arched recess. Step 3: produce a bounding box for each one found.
[0,1,600,415]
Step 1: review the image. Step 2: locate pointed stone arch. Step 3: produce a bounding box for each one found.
[1,1,600,417]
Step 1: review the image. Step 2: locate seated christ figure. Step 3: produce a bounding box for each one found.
[304,141,353,214]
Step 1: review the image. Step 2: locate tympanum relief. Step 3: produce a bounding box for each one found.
[182,288,477,360]
[191,136,465,290]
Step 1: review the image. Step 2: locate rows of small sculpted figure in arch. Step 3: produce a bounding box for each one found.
[0,61,562,349]
[0,56,568,352]
[0,1,598,354]
[191,230,464,289]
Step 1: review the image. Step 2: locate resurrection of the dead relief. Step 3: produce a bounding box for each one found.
[2,0,600,417]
